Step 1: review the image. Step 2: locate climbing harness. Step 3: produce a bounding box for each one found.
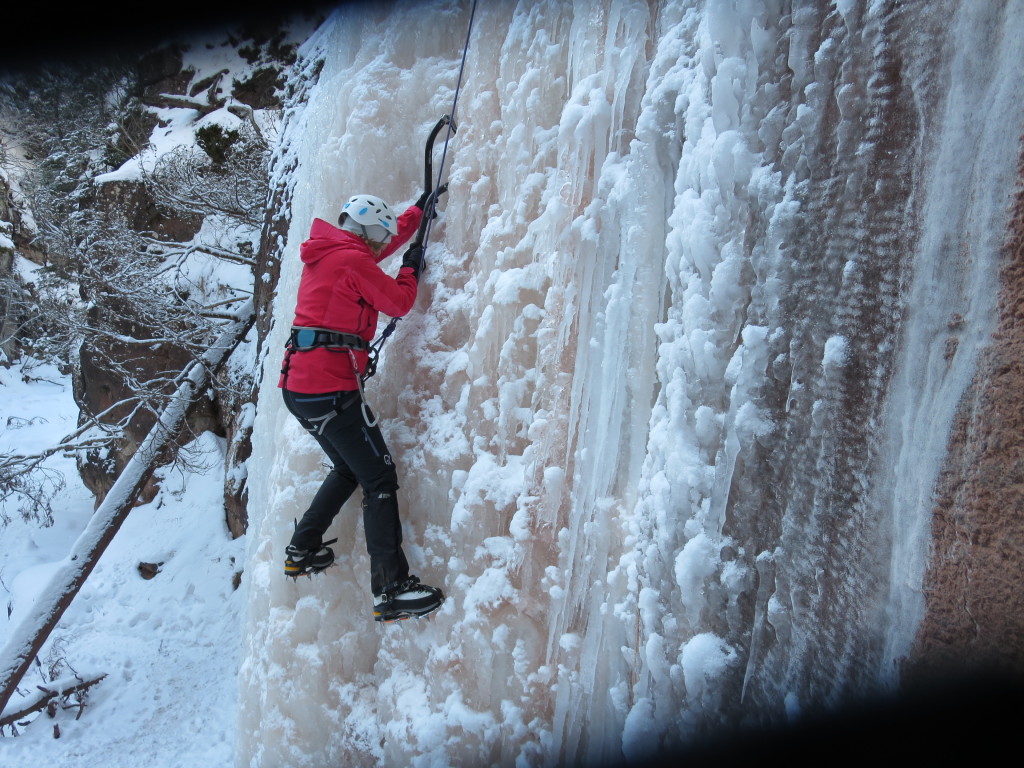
[288,327,368,352]
[363,0,478,385]
[280,326,378,426]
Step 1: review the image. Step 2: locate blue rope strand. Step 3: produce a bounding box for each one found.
[365,0,478,381]
[421,0,478,248]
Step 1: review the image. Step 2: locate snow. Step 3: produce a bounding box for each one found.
[822,334,850,368]
[3,0,1024,766]
[0,361,243,764]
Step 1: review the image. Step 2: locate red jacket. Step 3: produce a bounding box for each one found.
[279,205,423,393]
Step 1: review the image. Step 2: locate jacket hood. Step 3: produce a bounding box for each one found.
[302,218,371,264]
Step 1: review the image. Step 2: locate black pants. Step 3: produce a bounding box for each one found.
[282,388,409,594]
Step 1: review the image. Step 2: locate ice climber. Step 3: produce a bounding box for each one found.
[278,191,445,623]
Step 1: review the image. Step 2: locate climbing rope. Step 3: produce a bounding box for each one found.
[419,0,478,249]
[362,0,478,387]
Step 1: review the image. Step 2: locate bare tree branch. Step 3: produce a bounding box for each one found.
[0,673,106,729]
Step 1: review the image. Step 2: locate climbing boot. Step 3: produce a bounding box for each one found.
[374,576,444,622]
[284,538,337,578]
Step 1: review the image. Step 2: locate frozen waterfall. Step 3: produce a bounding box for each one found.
[238,1,1024,765]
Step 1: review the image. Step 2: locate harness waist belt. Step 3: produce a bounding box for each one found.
[289,327,368,351]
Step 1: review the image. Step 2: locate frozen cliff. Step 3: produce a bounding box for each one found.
[239,1,1024,766]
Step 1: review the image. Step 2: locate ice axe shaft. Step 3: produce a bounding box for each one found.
[424,114,457,195]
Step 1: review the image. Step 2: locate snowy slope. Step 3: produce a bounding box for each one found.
[0,362,244,765]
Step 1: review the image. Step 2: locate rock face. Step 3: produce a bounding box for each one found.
[69,23,304,530]
[0,178,15,363]
[92,179,203,242]
[908,158,1024,677]
[1,174,42,364]
[75,308,222,505]
[73,174,207,504]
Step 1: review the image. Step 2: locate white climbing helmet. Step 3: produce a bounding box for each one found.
[338,194,396,244]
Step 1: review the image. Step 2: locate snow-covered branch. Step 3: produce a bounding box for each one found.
[0,672,106,730]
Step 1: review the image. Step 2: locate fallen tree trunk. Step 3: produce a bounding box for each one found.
[0,673,107,729]
[0,301,254,719]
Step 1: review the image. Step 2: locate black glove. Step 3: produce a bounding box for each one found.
[415,184,448,218]
[402,244,424,280]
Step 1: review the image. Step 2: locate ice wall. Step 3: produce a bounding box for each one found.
[238,1,1024,766]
